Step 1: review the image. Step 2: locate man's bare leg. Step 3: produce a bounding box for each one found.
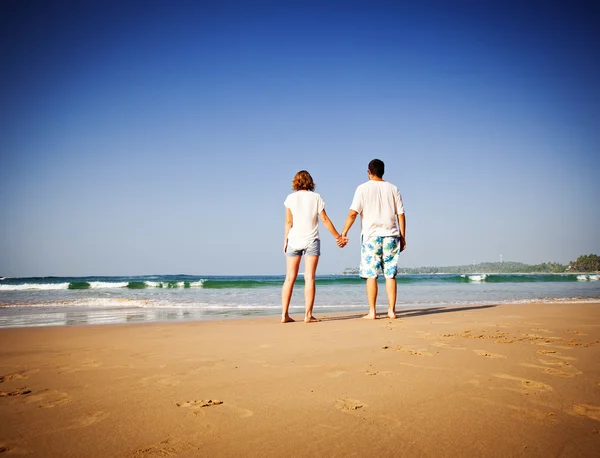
[364,278,378,319]
[385,278,397,319]
[303,255,320,322]
[281,256,301,323]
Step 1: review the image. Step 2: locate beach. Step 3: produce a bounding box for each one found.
[1,302,599,457]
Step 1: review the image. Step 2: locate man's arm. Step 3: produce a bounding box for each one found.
[283,208,293,253]
[398,213,406,252]
[341,210,359,244]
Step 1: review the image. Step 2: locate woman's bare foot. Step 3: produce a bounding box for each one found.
[304,315,320,323]
[281,315,295,323]
[387,312,397,319]
[362,313,377,320]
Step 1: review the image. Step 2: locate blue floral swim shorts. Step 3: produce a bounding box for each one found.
[359,236,400,279]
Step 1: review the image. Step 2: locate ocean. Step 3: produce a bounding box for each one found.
[0,273,599,328]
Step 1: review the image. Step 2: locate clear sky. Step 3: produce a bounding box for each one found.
[1,0,598,277]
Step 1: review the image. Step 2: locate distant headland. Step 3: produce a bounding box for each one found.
[342,254,600,275]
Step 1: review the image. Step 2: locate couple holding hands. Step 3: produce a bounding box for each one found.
[282,159,406,323]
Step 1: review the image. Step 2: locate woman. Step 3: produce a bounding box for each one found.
[282,170,343,323]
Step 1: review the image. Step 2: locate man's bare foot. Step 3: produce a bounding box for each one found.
[281,316,295,323]
[362,313,377,320]
[304,315,320,323]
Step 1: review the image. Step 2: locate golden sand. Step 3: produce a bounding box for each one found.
[1,302,599,456]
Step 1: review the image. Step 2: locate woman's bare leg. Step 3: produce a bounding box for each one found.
[303,255,319,322]
[281,255,301,323]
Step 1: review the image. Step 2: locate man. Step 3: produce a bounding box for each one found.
[340,159,406,319]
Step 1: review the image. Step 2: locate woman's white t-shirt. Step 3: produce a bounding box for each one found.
[284,191,325,250]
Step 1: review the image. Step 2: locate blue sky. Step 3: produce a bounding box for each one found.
[1,1,598,276]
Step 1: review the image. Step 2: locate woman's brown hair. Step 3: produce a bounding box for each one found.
[292,170,315,191]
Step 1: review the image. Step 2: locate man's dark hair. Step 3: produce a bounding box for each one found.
[368,159,385,178]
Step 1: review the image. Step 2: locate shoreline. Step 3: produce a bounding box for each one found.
[1,297,599,330]
[1,301,599,456]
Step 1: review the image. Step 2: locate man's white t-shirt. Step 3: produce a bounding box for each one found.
[350,180,404,239]
[284,191,325,250]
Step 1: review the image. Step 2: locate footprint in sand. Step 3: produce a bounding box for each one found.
[176,400,223,408]
[395,345,432,356]
[495,337,515,343]
[534,341,575,350]
[536,350,576,361]
[0,443,29,455]
[520,362,582,378]
[70,411,110,428]
[128,436,198,457]
[0,369,38,383]
[177,400,253,418]
[335,399,365,412]
[0,388,32,397]
[58,360,102,374]
[473,350,506,359]
[572,404,600,422]
[25,389,71,408]
[543,367,579,378]
[563,338,583,347]
[492,373,553,393]
[471,397,558,425]
[431,342,467,350]
[539,358,576,368]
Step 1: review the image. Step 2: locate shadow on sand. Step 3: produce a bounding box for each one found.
[318,304,498,322]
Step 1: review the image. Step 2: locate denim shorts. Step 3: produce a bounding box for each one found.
[359,236,400,278]
[286,239,321,257]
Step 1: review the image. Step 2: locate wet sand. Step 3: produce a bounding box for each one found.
[1,302,599,457]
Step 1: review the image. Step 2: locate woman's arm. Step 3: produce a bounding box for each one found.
[319,209,342,242]
[283,208,293,253]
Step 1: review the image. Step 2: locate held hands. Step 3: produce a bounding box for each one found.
[336,235,349,248]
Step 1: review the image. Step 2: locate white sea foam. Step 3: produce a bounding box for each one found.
[145,281,162,288]
[0,279,207,291]
[88,282,129,289]
[145,280,204,288]
[145,281,185,288]
[77,298,152,307]
[468,274,487,282]
[1,298,152,308]
[0,283,69,291]
[576,274,599,281]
